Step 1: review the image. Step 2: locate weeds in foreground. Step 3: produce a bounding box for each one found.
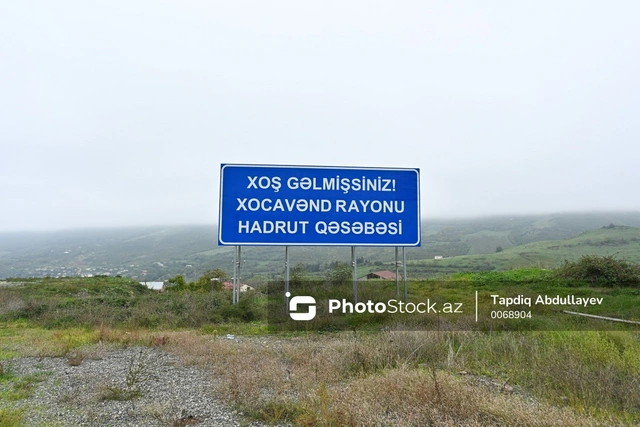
[2,324,638,425]
[467,330,640,413]
[99,383,143,401]
[0,367,49,401]
[164,330,631,426]
[145,402,202,427]
[0,408,24,427]
[7,373,48,400]
[65,349,86,366]
[99,348,151,401]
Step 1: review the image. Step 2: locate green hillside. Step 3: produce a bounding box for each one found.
[409,225,640,277]
[2,212,640,281]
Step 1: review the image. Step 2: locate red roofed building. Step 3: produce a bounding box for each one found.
[360,270,400,281]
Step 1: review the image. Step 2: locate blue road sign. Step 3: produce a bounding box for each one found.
[218,164,420,246]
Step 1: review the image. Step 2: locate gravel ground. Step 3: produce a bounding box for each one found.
[4,346,269,427]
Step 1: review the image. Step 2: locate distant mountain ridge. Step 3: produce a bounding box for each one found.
[1,212,640,280]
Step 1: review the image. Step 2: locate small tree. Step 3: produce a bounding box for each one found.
[198,269,227,292]
[327,262,352,285]
[205,268,227,281]
[290,263,307,286]
[167,275,186,291]
[171,269,228,292]
[495,246,503,253]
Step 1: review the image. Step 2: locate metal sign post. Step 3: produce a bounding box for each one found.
[232,246,242,304]
[395,247,399,297]
[232,246,238,304]
[284,246,290,314]
[403,247,408,302]
[236,246,242,303]
[351,246,358,303]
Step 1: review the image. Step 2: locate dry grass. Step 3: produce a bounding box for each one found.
[2,323,635,425]
[298,368,600,427]
[164,331,614,426]
[65,349,86,366]
[0,292,26,316]
[144,401,202,426]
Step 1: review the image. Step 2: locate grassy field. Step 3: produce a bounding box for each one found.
[1,262,640,426]
[410,225,640,277]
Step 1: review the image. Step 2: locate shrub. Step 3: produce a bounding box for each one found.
[557,255,640,287]
[326,262,352,285]
[220,293,265,322]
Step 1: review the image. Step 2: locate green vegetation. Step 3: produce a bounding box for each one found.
[2,235,640,424]
[0,371,49,401]
[0,408,24,427]
[0,278,251,329]
[0,361,48,427]
[166,268,227,292]
[411,225,640,277]
[558,255,640,286]
[3,256,640,332]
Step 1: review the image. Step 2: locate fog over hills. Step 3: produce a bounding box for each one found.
[2,212,640,281]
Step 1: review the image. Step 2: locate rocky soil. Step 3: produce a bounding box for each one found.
[4,345,269,427]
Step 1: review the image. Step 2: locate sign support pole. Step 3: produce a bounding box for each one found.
[232,246,238,304]
[236,246,242,303]
[402,247,408,302]
[395,247,399,297]
[352,246,358,303]
[284,246,290,314]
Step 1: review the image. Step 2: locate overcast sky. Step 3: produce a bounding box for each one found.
[2,1,639,232]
